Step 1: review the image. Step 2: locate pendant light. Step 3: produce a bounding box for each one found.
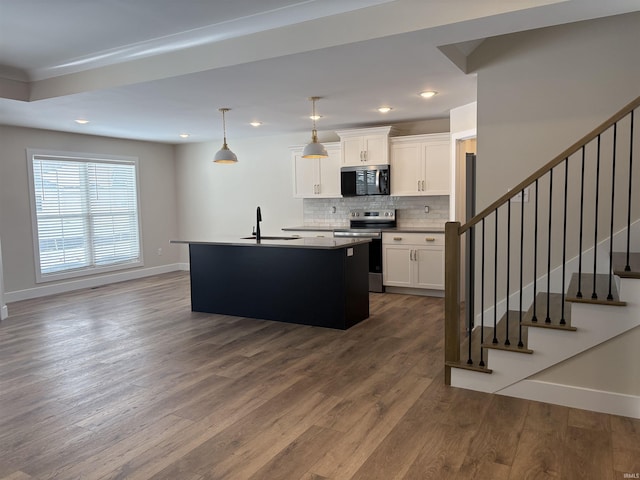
[213,107,237,164]
[302,96,328,159]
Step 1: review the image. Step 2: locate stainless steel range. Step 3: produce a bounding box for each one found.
[334,209,396,292]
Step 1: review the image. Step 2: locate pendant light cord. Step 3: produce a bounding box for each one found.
[221,108,228,145]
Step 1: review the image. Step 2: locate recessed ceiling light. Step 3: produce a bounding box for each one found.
[378,106,392,113]
[179,133,190,138]
[419,91,438,99]
[75,119,89,124]
[309,115,322,121]
[250,121,262,127]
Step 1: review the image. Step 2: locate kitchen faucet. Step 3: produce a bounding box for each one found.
[255,206,262,242]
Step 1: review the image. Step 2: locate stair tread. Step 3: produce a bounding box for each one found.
[522,292,576,330]
[445,360,493,374]
[482,310,533,353]
[565,273,626,306]
[612,251,640,279]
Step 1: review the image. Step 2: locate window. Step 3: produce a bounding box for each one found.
[27,149,142,282]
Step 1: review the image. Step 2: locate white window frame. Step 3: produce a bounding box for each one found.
[27,148,144,283]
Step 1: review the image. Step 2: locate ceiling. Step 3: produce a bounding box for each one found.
[0,0,638,144]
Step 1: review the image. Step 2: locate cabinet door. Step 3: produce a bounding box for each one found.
[422,141,451,195]
[414,246,445,289]
[293,153,319,198]
[363,135,388,165]
[383,245,413,287]
[390,142,423,196]
[317,146,342,197]
[342,136,364,166]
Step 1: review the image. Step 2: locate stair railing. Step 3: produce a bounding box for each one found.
[445,95,640,385]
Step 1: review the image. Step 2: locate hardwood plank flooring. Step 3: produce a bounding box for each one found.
[0,271,637,479]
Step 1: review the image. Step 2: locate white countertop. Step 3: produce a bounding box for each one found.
[171,236,371,250]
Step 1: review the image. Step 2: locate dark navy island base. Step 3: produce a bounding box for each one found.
[185,239,370,329]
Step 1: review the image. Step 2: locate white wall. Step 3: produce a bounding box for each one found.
[471,11,640,211]
[449,101,477,222]
[450,102,477,135]
[0,237,7,320]
[469,12,640,397]
[0,125,180,299]
[174,132,309,262]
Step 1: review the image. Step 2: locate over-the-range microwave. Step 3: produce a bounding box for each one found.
[340,164,391,196]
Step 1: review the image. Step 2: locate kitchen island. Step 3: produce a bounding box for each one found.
[172,237,370,329]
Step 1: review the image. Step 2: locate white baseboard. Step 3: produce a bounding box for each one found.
[178,262,190,271]
[5,263,184,303]
[1,304,7,320]
[499,379,640,419]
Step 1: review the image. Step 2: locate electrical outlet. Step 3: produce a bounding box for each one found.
[424,205,430,213]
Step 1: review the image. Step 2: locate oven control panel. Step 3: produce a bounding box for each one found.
[349,209,396,221]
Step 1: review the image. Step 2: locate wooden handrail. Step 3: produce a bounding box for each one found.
[460,95,640,235]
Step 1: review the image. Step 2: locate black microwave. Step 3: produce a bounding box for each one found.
[340,164,391,196]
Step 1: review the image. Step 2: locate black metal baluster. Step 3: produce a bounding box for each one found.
[592,134,601,299]
[625,110,634,272]
[608,123,617,301]
[518,188,525,347]
[480,218,486,367]
[505,199,511,346]
[561,158,568,325]
[532,179,539,322]
[493,211,499,344]
[467,226,474,365]
[577,146,586,298]
[546,169,553,324]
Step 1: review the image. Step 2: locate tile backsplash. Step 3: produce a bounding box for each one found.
[302,196,450,228]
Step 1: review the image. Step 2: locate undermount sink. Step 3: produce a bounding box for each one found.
[241,235,300,240]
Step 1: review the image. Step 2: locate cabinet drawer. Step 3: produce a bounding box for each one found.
[382,232,444,246]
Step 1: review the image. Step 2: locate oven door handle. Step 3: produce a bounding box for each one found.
[375,170,381,193]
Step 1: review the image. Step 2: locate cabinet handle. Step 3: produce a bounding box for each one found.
[422,180,426,191]
[360,151,364,162]
[409,250,413,261]
[425,237,435,242]
[417,180,421,191]
[413,250,418,261]
[316,184,320,194]
[393,236,402,241]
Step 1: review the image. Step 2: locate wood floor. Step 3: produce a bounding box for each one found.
[1,272,638,480]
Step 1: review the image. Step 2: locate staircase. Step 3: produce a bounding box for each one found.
[444,96,640,418]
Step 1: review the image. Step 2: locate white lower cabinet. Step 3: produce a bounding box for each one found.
[382,232,444,290]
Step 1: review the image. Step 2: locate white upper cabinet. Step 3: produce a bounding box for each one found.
[291,143,342,198]
[336,126,392,167]
[390,133,451,196]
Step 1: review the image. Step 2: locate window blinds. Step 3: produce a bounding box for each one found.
[31,155,141,277]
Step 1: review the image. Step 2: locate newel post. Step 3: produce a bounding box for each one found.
[444,221,461,385]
